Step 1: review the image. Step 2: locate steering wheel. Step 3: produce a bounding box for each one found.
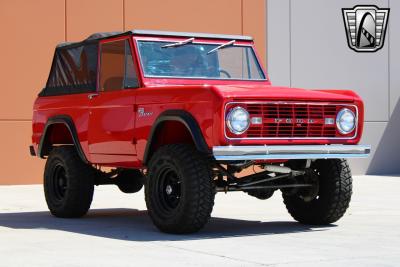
[219,69,232,78]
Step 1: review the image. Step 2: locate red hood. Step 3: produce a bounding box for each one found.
[210,84,357,102]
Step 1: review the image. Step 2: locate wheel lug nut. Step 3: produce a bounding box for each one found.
[166,185,173,195]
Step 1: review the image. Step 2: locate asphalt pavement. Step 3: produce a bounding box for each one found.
[0,175,399,266]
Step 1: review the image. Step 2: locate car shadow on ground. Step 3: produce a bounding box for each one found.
[0,208,333,241]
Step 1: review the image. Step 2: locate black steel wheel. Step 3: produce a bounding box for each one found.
[51,163,68,201]
[282,159,352,225]
[145,144,215,234]
[156,167,181,213]
[44,146,95,218]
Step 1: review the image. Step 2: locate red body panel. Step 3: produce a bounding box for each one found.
[32,34,365,168]
[88,90,138,166]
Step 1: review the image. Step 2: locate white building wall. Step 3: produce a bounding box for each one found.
[267,0,399,174]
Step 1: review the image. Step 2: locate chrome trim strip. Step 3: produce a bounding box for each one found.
[213,145,371,160]
[135,39,267,81]
[132,29,253,41]
[224,101,359,140]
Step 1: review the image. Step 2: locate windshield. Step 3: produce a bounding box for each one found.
[137,40,266,80]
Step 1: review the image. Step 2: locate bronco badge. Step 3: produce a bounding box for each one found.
[138,107,153,117]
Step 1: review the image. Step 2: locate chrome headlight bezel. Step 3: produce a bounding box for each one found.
[336,108,356,134]
[226,106,250,135]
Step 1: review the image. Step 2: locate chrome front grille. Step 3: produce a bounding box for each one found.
[225,102,357,140]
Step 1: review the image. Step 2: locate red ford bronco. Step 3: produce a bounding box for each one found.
[31,30,370,234]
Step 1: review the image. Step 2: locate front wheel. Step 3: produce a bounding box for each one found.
[283,159,352,225]
[145,144,215,234]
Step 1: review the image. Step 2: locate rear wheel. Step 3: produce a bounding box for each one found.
[145,144,215,234]
[44,146,95,218]
[282,159,352,225]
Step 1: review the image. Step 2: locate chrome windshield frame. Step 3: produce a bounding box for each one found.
[135,39,267,81]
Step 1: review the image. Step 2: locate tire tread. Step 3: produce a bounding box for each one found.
[283,159,352,225]
[44,146,94,218]
[145,144,215,234]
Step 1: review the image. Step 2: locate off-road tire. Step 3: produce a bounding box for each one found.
[145,144,215,234]
[116,169,144,193]
[283,159,352,225]
[44,146,95,218]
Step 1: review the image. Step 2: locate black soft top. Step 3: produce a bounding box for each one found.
[56,30,253,48]
[40,30,253,96]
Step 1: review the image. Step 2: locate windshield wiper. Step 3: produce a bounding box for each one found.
[161,37,195,48]
[207,40,236,54]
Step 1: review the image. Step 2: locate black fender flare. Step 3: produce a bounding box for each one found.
[38,115,88,163]
[143,110,210,164]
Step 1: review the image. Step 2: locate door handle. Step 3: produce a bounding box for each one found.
[88,93,99,100]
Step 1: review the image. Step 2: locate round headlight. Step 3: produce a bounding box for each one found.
[336,108,356,134]
[226,106,250,135]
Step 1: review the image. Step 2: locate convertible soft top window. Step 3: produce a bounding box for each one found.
[40,31,124,97]
[137,41,265,80]
[42,44,98,96]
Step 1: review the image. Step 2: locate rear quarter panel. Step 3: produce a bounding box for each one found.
[32,93,91,160]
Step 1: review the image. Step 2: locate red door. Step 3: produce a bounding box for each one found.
[88,37,140,167]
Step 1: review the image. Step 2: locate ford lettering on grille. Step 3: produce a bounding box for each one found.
[225,102,356,139]
[274,118,316,124]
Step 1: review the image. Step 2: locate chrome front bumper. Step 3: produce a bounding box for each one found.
[213,145,371,161]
